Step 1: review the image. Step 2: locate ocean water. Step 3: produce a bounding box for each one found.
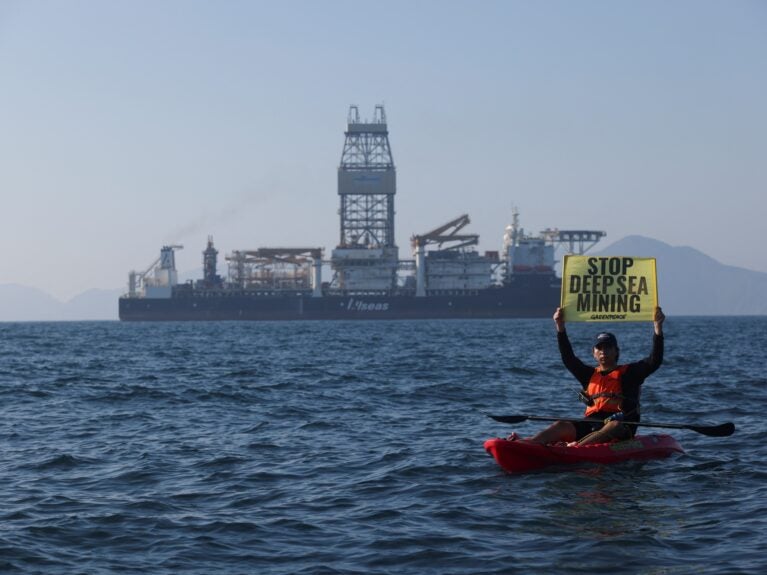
[0,317,765,574]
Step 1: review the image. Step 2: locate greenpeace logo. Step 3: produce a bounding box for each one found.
[347,298,389,312]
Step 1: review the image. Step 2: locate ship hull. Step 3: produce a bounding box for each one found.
[119,276,560,321]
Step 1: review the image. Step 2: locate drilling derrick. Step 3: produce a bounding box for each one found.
[331,105,398,292]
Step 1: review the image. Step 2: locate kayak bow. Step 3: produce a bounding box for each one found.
[484,434,684,474]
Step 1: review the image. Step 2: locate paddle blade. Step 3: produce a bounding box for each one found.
[691,422,735,437]
[488,414,529,424]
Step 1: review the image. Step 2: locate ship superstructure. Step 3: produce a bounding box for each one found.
[127,244,183,299]
[118,106,605,321]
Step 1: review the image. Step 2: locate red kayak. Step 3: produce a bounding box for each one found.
[484,434,684,474]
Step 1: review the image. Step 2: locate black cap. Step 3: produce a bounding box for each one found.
[594,332,618,348]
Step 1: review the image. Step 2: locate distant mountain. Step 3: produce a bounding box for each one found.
[0,284,122,322]
[592,235,767,315]
[0,284,67,322]
[64,288,124,320]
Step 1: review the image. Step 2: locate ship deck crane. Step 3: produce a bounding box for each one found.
[411,214,479,252]
[541,229,606,254]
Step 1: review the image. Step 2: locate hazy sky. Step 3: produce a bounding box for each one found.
[1,0,765,300]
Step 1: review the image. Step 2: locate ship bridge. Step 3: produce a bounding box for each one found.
[503,209,606,280]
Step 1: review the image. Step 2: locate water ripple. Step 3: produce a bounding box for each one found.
[0,318,763,574]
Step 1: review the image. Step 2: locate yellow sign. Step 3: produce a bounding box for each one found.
[560,255,658,322]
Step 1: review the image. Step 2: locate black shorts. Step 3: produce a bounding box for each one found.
[573,413,636,441]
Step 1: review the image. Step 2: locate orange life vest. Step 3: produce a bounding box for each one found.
[584,365,629,417]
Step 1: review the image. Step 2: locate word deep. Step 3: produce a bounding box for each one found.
[567,257,650,318]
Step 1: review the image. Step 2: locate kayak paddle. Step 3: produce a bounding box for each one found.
[488,414,735,437]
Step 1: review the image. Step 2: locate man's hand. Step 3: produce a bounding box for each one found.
[553,307,565,333]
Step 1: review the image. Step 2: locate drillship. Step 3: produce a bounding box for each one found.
[119,106,604,321]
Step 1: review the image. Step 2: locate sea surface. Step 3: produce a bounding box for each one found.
[1,317,765,574]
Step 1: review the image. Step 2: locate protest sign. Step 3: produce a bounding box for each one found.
[560,255,658,322]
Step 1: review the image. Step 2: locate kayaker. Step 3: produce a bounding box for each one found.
[523,305,665,446]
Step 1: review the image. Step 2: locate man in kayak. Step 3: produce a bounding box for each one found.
[523,306,665,446]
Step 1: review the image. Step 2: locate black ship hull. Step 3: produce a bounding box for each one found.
[119,276,560,321]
